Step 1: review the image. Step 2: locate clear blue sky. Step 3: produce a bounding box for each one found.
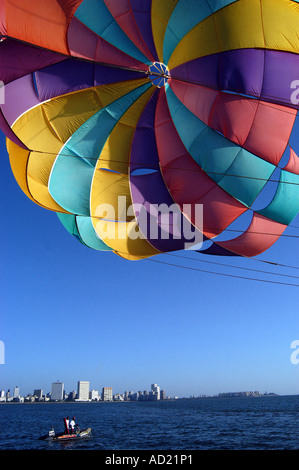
[0,131,298,398]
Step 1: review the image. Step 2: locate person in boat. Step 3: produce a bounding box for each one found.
[69,417,76,434]
[64,416,70,434]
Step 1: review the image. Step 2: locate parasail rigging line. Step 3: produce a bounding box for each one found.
[163,252,299,281]
[144,257,299,288]
[20,148,299,187]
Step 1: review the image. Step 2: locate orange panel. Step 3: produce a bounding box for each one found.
[3,0,82,54]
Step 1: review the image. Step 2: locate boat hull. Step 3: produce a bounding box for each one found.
[41,428,92,441]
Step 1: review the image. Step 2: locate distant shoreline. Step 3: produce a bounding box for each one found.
[1,394,298,405]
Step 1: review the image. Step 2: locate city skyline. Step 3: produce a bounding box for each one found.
[0,381,170,402]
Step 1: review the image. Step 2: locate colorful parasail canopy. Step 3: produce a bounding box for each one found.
[0,0,298,260]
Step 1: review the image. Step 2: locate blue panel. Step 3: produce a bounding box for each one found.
[75,0,150,65]
[163,0,238,64]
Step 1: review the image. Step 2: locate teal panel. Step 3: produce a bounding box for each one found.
[163,0,238,64]
[258,170,299,225]
[189,128,240,183]
[219,148,274,207]
[75,0,150,65]
[49,149,94,216]
[165,87,206,151]
[76,215,112,251]
[56,213,86,245]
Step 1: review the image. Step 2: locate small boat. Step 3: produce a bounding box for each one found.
[40,427,92,441]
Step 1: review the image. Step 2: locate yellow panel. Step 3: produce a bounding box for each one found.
[11,105,67,210]
[91,170,133,221]
[7,139,66,211]
[27,151,68,212]
[7,139,34,203]
[91,171,159,259]
[95,79,150,108]
[151,0,180,62]
[262,0,299,51]
[168,0,299,69]
[213,0,264,52]
[98,123,135,174]
[11,105,63,153]
[94,219,159,260]
[42,89,103,143]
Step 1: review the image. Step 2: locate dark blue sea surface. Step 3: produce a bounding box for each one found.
[0,395,298,450]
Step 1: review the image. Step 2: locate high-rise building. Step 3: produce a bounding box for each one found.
[77,381,90,401]
[51,382,64,401]
[101,387,113,401]
[67,391,76,401]
[13,386,20,398]
[151,384,160,400]
[90,389,99,401]
[34,389,43,399]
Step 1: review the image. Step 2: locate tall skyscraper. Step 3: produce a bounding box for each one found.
[101,387,113,401]
[77,381,90,401]
[51,381,64,401]
[151,384,160,400]
[13,386,20,398]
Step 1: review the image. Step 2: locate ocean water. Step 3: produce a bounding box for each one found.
[0,395,298,451]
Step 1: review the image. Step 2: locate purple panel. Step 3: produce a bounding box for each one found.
[0,38,65,84]
[129,0,159,62]
[34,59,147,101]
[129,89,160,173]
[34,59,95,101]
[94,64,146,85]
[2,74,40,126]
[129,90,203,252]
[197,243,239,257]
[0,109,28,148]
[262,50,299,109]
[171,49,299,108]
[172,49,264,96]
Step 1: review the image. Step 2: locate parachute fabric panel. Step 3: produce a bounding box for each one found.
[0,0,298,260]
